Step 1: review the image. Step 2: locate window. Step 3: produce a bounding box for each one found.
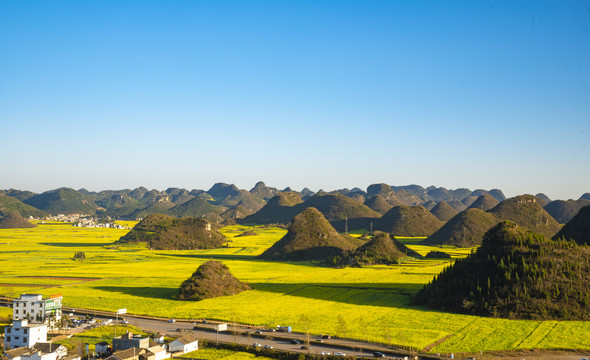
[6,336,10,341]
[15,310,19,314]
[15,337,19,340]
[23,337,27,343]
[24,329,28,334]
[7,328,10,333]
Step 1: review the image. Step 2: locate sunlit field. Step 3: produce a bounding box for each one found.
[1,222,589,353]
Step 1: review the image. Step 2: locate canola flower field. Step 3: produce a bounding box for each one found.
[0,222,589,353]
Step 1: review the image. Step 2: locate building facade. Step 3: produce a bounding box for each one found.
[4,320,48,350]
[112,333,149,351]
[13,294,62,324]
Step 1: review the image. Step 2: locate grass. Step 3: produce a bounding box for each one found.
[0,223,589,353]
[54,324,147,352]
[180,348,274,360]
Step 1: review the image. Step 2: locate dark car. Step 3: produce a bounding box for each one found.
[301,346,312,350]
[290,339,301,344]
[373,352,385,358]
[321,335,331,339]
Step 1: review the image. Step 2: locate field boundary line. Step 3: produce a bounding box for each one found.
[422,333,454,352]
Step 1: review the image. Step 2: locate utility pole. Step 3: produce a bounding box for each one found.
[344,217,348,234]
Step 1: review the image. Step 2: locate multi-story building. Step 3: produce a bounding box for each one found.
[4,319,48,350]
[112,333,149,352]
[12,294,62,324]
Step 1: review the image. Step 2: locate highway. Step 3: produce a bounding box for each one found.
[0,300,441,360]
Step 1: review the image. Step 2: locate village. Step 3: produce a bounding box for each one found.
[3,294,198,360]
[35,215,129,230]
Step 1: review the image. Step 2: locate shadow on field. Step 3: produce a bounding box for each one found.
[156,253,256,261]
[247,282,425,308]
[39,242,108,247]
[94,286,177,300]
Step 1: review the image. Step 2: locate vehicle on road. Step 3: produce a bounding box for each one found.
[373,351,385,358]
[321,335,331,339]
[255,330,262,334]
[168,319,175,323]
[290,339,301,344]
[263,345,273,349]
[301,345,311,350]
[121,320,129,324]
[334,352,346,356]
[320,352,331,356]
[252,343,262,347]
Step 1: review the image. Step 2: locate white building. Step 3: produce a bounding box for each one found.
[13,294,62,324]
[167,335,198,354]
[3,343,67,360]
[4,320,48,350]
[146,346,169,360]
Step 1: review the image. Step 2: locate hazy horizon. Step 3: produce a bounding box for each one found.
[1,1,588,201]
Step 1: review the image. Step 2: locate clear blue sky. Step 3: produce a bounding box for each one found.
[1,1,588,200]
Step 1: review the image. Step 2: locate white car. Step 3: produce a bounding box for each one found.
[252,343,262,347]
[320,351,331,356]
[168,319,176,323]
[334,352,346,356]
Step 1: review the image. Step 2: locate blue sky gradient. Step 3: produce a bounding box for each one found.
[1,1,589,199]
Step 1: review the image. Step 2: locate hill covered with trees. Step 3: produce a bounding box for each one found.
[116,214,226,250]
[348,231,421,266]
[258,207,360,261]
[414,221,590,320]
[177,260,251,300]
[553,205,590,245]
[374,205,443,236]
[0,211,37,229]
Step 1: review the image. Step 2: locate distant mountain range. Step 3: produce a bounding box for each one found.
[1,183,588,238]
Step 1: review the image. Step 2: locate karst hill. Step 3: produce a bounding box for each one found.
[116,214,226,250]
[258,207,359,261]
[414,221,590,320]
[374,205,444,237]
[423,195,563,247]
[0,211,37,229]
[553,205,590,245]
[177,260,251,301]
[349,231,421,266]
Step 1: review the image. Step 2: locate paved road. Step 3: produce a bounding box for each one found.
[117,316,424,360]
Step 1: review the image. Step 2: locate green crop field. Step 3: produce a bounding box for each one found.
[0,222,589,354]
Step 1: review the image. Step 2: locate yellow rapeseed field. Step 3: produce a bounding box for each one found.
[0,222,589,353]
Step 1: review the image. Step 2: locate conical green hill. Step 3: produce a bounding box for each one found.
[364,195,393,215]
[299,193,381,222]
[421,208,498,247]
[553,205,590,245]
[430,201,458,222]
[0,193,47,219]
[544,199,590,224]
[351,231,420,265]
[467,194,499,212]
[259,207,357,261]
[374,205,443,237]
[0,211,37,229]
[177,260,251,301]
[488,195,562,237]
[241,191,302,224]
[414,221,590,320]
